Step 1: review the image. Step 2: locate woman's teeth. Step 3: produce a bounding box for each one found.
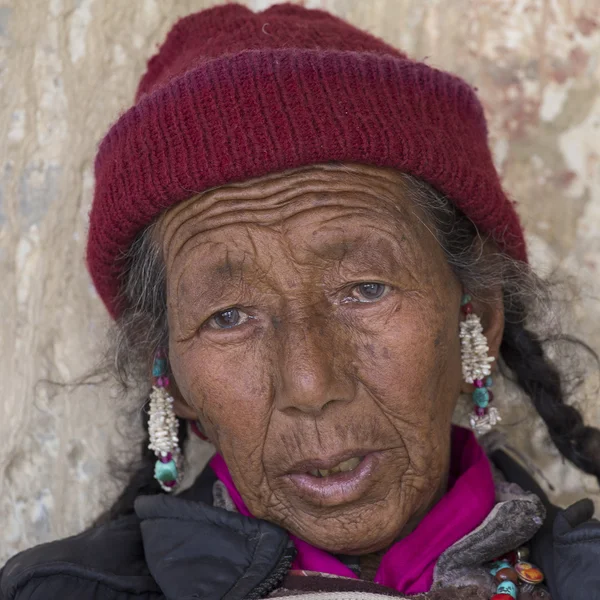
[308,456,363,478]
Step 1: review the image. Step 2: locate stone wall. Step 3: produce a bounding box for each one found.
[1,0,599,562]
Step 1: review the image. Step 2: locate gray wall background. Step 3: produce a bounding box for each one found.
[1,0,599,562]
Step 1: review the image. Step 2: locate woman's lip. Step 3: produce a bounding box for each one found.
[287,449,380,473]
[284,452,381,506]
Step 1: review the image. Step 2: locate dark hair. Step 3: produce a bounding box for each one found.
[95,167,600,524]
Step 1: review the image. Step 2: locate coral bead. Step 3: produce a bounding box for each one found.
[495,567,518,584]
[489,560,512,576]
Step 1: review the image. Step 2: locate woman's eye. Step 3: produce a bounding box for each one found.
[346,282,389,303]
[207,307,250,329]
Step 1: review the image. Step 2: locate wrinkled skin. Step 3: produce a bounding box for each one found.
[159,163,504,555]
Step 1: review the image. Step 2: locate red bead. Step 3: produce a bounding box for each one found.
[494,550,518,565]
[476,406,487,417]
[164,480,176,488]
[462,302,473,315]
[474,379,484,388]
[491,595,514,600]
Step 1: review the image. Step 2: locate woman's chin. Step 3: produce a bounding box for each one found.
[283,507,408,556]
[300,527,402,556]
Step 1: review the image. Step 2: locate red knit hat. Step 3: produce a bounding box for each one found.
[87,2,526,318]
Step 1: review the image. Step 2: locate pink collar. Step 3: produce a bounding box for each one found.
[209,426,495,594]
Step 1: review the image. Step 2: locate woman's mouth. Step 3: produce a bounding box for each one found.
[284,451,382,506]
[307,456,364,477]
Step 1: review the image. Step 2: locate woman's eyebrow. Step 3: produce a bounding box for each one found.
[175,253,247,307]
[311,232,409,268]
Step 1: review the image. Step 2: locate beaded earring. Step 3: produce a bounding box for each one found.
[148,350,183,492]
[459,293,501,435]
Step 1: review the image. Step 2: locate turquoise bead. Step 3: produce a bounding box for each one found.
[496,581,517,598]
[485,375,493,388]
[461,294,472,305]
[472,387,490,408]
[152,358,167,377]
[490,560,512,576]
[154,459,178,483]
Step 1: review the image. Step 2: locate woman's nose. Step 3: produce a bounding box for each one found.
[274,316,355,415]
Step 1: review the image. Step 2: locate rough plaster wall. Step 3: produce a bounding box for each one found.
[0,0,599,562]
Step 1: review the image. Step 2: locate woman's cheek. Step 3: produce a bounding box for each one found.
[185,343,275,480]
[359,313,457,463]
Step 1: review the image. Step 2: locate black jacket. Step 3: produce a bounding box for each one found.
[1,452,599,600]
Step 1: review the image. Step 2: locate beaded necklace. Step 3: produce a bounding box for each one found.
[488,547,550,599]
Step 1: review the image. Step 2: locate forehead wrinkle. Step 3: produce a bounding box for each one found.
[168,181,383,233]
[169,218,281,281]
[160,173,357,246]
[161,197,293,268]
[160,168,409,266]
[289,208,414,253]
[163,201,321,271]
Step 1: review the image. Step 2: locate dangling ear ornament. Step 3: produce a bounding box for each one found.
[459,294,501,435]
[148,350,184,491]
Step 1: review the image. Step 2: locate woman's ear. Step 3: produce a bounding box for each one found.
[459,288,504,395]
[167,378,198,420]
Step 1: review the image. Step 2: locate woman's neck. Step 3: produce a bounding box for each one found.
[357,473,450,580]
[359,550,386,581]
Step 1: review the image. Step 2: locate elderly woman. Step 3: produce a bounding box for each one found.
[2,4,600,600]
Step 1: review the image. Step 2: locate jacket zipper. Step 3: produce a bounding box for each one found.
[247,545,297,599]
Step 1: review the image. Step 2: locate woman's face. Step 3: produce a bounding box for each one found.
[161,164,483,554]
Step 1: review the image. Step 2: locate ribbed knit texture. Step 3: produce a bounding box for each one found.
[87,2,527,318]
